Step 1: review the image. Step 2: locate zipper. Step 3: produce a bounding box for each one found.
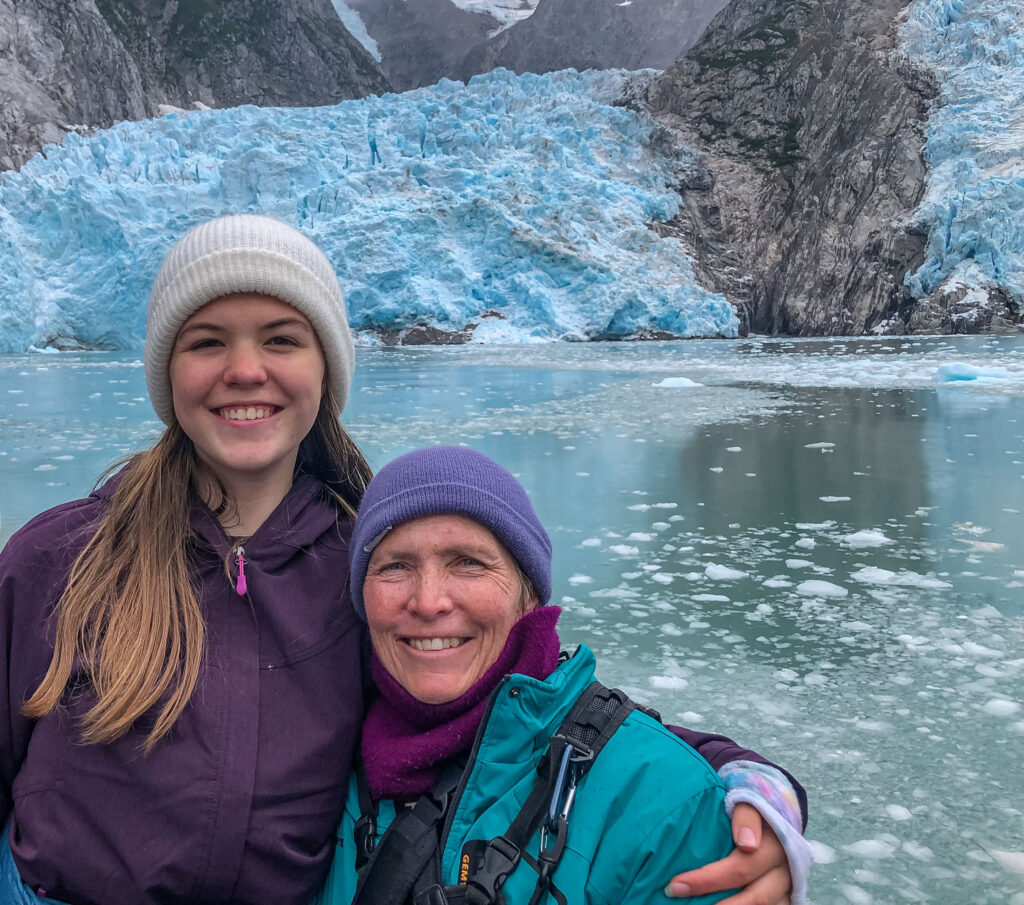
[439,674,511,853]
[234,545,247,596]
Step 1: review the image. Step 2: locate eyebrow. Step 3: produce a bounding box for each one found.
[178,317,315,336]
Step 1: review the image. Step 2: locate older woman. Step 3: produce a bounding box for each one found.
[317,447,810,905]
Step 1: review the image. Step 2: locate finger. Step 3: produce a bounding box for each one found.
[731,803,764,852]
[665,846,781,897]
[673,866,791,905]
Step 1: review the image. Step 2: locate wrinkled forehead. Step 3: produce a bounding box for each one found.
[367,513,509,561]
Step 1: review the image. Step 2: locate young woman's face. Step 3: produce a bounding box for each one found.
[169,293,325,492]
[363,514,537,705]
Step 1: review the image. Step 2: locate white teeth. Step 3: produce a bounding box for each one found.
[221,407,272,420]
[407,637,465,651]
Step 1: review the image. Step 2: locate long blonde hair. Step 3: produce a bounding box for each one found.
[23,384,371,752]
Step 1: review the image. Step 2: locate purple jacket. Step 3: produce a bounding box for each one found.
[1,475,805,904]
[0,474,365,905]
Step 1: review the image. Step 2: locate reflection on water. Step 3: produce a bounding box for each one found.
[2,337,1023,905]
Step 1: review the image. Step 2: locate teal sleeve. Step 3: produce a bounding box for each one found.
[592,784,737,905]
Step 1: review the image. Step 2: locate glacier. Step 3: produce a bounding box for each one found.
[0,68,737,352]
[901,0,1024,307]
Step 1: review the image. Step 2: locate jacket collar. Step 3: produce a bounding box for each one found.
[94,468,346,569]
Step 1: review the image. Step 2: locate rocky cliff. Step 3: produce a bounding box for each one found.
[647,0,949,335]
[0,0,388,172]
[345,0,727,91]
[462,0,728,79]
[345,0,498,92]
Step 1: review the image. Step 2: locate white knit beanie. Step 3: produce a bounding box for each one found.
[144,214,354,424]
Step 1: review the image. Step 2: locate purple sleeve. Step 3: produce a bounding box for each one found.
[667,724,808,830]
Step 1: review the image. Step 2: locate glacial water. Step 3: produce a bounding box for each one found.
[2,335,1023,905]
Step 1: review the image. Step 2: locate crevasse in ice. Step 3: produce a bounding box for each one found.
[0,68,737,351]
[901,0,1024,305]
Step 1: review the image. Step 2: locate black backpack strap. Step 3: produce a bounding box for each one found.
[464,681,637,905]
[351,763,463,905]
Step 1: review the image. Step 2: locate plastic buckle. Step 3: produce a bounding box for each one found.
[465,836,520,901]
[413,883,450,905]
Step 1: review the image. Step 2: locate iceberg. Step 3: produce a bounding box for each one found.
[901,0,1024,305]
[0,68,737,352]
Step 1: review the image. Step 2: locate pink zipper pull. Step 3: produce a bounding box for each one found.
[235,546,247,596]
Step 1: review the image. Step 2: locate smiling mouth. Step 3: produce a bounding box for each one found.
[218,406,279,421]
[405,637,467,651]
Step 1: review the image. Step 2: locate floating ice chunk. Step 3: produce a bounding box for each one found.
[763,578,793,588]
[886,804,913,821]
[786,559,814,569]
[651,573,673,585]
[654,377,703,388]
[627,532,654,541]
[844,838,897,859]
[808,840,835,864]
[794,538,816,549]
[840,886,872,905]
[709,466,724,473]
[692,593,730,602]
[982,699,1021,717]
[580,538,601,547]
[804,442,835,449]
[841,621,874,633]
[795,580,848,597]
[843,529,894,548]
[608,544,639,556]
[589,587,641,599]
[796,520,836,530]
[568,574,593,585]
[704,564,748,580]
[990,849,1024,875]
[902,841,934,861]
[649,675,688,690]
[851,567,952,589]
[659,623,683,636]
[933,363,1012,383]
[726,446,741,452]
[819,496,851,503]
[33,464,58,471]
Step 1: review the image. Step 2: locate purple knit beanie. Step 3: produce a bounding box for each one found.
[349,446,552,620]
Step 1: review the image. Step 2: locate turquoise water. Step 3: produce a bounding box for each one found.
[2,336,1023,904]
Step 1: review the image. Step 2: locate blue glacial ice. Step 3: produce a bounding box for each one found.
[901,0,1024,305]
[0,68,737,352]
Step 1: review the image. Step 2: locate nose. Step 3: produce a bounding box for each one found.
[408,570,455,620]
[222,342,267,386]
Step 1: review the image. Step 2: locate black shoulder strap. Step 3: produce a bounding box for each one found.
[350,764,462,905]
[463,681,637,905]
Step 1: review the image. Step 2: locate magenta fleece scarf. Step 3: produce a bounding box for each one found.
[361,606,562,799]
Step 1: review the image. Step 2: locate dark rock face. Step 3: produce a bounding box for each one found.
[0,0,389,171]
[647,0,940,335]
[463,0,729,80]
[348,0,728,91]
[346,0,498,92]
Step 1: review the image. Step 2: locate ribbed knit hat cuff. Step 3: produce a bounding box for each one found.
[350,482,553,620]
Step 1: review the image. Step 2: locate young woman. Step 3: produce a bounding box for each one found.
[0,214,807,905]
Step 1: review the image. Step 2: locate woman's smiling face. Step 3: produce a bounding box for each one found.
[168,293,325,494]
[364,514,537,704]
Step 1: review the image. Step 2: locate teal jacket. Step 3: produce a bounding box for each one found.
[316,646,734,905]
